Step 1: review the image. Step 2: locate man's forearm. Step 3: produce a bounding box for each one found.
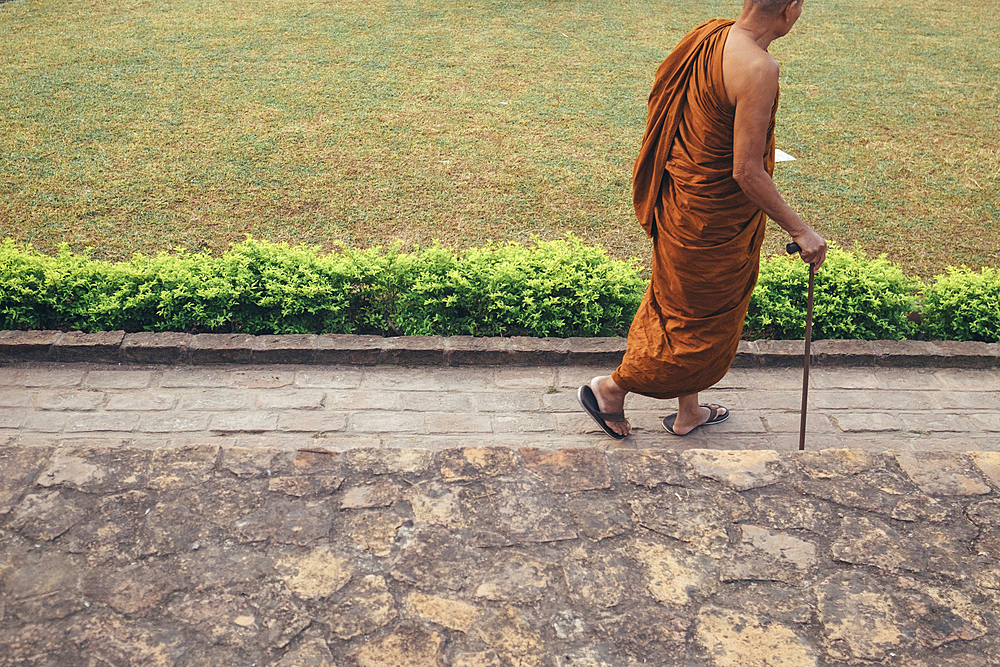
[735,165,808,237]
[735,161,828,268]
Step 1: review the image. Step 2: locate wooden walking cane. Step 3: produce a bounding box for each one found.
[786,242,814,451]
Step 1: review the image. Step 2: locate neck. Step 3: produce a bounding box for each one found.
[733,7,789,50]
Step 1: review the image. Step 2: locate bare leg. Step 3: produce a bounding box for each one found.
[669,392,728,435]
[589,376,630,436]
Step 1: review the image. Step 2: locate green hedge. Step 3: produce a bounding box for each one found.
[0,237,997,341]
[746,246,921,341]
[921,266,1000,343]
[0,237,645,338]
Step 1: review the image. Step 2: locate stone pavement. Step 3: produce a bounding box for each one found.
[0,359,998,453]
[3,445,1000,666]
[2,334,1000,666]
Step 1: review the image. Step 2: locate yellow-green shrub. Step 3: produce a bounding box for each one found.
[746,246,920,340]
[922,266,1000,342]
[0,237,645,337]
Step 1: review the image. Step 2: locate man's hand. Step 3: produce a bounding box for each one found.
[791,227,827,271]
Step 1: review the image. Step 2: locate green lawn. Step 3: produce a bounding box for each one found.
[1,0,997,278]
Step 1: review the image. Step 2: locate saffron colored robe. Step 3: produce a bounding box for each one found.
[612,19,777,399]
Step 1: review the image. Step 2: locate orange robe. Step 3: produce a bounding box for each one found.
[612,19,777,400]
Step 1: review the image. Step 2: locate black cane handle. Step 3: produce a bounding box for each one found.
[786,242,801,254]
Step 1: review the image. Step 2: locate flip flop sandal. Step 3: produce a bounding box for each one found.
[662,404,729,436]
[577,385,628,440]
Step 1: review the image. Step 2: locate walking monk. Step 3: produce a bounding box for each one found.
[579,0,827,438]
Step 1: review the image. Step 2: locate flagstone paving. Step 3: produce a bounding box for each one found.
[0,361,998,452]
[2,444,999,666]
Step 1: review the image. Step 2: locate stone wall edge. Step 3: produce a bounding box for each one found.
[1,331,997,367]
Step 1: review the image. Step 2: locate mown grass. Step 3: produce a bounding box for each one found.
[1,0,997,278]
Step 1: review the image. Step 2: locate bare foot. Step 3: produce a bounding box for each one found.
[590,376,630,437]
[669,404,728,435]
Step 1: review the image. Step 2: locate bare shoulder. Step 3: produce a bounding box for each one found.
[723,29,779,105]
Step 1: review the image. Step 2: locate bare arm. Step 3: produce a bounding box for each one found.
[730,54,827,269]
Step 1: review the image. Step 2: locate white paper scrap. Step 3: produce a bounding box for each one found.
[775,149,796,162]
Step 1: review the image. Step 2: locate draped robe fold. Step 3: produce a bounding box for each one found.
[612,18,778,400]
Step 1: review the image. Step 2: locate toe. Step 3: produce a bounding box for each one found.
[609,418,630,436]
[704,403,727,418]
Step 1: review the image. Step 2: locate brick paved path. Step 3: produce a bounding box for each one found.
[2,361,998,452]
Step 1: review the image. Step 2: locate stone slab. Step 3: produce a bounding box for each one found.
[753,340,805,367]
[250,334,317,364]
[0,330,63,361]
[380,336,447,365]
[729,340,758,368]
[446,336,571,366]
[52,331,125,362]
[895,452,992,496]
[924,341,1000,368]
[564,337,627,365]
[120,332,192,364]
[811,339,878,365]
[519,448,611,493]
[313,335,382,365]
[872,340,941,367]
[187,334,254,363]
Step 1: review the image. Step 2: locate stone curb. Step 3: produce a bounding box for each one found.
[0,330,998,367]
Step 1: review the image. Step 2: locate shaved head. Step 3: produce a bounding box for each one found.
[744,0,801,14]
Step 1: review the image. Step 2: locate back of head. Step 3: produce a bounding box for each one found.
[745,0,800,15]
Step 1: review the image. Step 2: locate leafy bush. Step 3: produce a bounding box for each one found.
[0,239,362,335]
[0,237,645,337]
[394,238,646,337]
[746,246,920,340]
[2,237,997,340]
[922,266,1000,342]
